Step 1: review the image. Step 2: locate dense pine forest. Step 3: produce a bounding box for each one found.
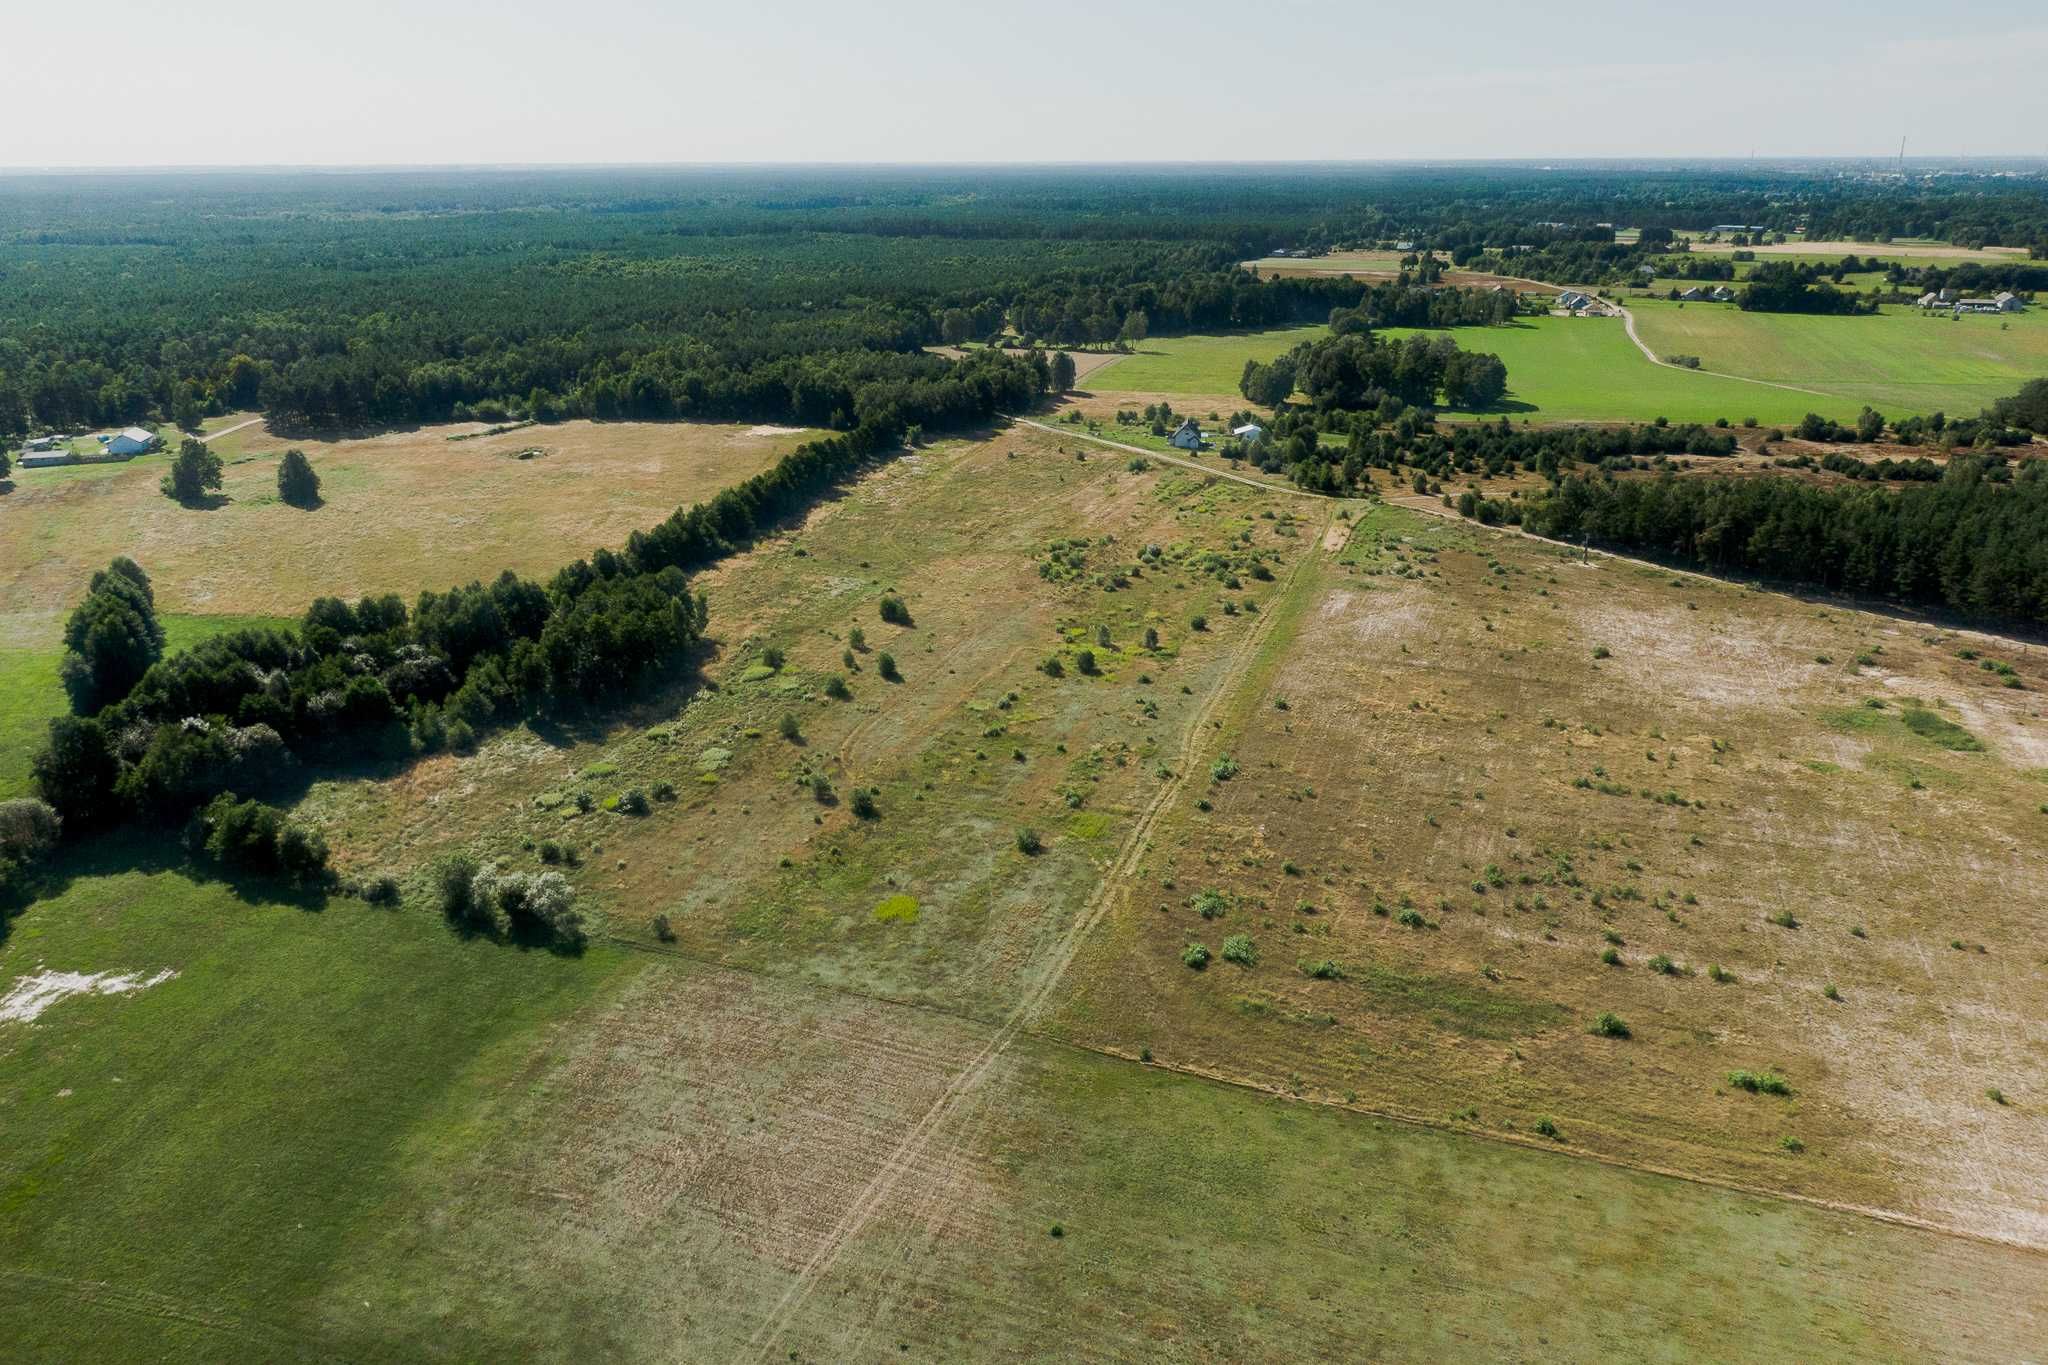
[5,163,2047,437]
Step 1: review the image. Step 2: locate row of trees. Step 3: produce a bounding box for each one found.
[1521,458,2048,625]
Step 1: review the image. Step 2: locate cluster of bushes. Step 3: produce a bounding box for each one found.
[1522,455,2048,625]
[436,854,586,950]
[189,793,329,883]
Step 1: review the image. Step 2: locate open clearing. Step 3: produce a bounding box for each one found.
[1,417,817,621]
[4,424,2045,1357]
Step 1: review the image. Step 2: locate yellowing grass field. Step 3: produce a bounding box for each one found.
[4,421,2046,1358]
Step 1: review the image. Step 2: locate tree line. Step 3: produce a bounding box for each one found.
[30,347,1048,840]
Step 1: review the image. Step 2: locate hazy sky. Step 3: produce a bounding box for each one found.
[8,0,2047,166]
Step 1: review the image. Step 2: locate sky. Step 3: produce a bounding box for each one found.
[6,0,2047,167]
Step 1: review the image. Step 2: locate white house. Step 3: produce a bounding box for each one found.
[1168,419,1204,451]
[1994,292,2023,312]
[106,426,160,456]
[1708,286,1735,302]
[1232,422,1265,444]
[1916,291,1941,309]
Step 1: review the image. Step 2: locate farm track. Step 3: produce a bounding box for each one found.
[743,480,1341,1359]
[1007,415,1333,499]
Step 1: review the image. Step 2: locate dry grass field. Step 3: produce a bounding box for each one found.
[6,418,2045,1359]
[1,418,817,621]
[1047,501,2048,1244]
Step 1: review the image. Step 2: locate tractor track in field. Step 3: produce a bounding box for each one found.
[743,486,1339,1360]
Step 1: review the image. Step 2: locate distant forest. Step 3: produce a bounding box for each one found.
[4,164,2046,437]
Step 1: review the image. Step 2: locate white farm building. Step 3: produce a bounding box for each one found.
[105,426,161,456]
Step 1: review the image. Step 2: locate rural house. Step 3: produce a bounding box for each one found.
[1556,290,1591,311]
[19,449,74,468]
[1993,292,2023,312]
[1168,419,1205,451]
[105,426,161,456]
[1232,422,1265,444]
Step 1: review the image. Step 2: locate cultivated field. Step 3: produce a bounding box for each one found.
[4,422,2045,1358]
[1680,238,2032,265]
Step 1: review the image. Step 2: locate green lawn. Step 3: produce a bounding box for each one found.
[1085,325,1327,395]
[1627,300,2048,417]
[0,847,624,1360]
[0,613,291,800]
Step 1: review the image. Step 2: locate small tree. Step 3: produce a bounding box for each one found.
[1051,351,1078,392]
[779,712,802,741]
[277,449,321,506]
[160,438,223,504]
[877,652,900,681]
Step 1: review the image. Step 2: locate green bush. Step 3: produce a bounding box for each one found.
[1221,933,1257,966]
[779,712,802,741]
[850,789,878,819]
[1591,1012,1631,1039]
[1299,958,1342,980]
[617,788,650,816]
[878,595,911,626]
[1015,827,1043,855]
[1182,942,1211,969]
[825,675,852,700]
[1727,1069,1792,1096]
[877,652,900,681]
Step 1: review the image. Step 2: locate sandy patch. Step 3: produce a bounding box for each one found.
[0,967,178,1024]
[746,425,806,438]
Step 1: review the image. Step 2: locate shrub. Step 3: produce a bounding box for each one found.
[825,675,852,700]
[1822,983,1840,1001]
[1591,1012,1631,1039]
[1727,1069,1792,1096]
[850,789,878,819]
[1987,1086,2008,1106]
[1707,963,1734,983]
[1210,755,1239,782]
[1533,1117,1561,1139]
[1074,648,1098,675]
[538,840,564,864]
[1780,1135,1805,1153]
[878,595,911,626]
[617,788,650,815]
[877,652,900,681]
[651,780,676,801]
[809,772,834,803]
[779,712,802,741]
[652,912,676,943]
[1396,907,1426,928]
[848,626,865,650]
[1299,958,1342,980]
[1041,654,1065,677]
[1221,934,1257,966]
[1592,645,1611,660]
[1143,626,1160,650]
[1016,827,1043,855]
[1600,947,1622,966]
[1648,954,1679,976]
[1192,888,1228,919]
[436,853,485,927]
[194,793,329,883]
[1182,942,1211,969]
[1189,614,1207,631]
[761,645,785,671]
[1767,910,1799,929]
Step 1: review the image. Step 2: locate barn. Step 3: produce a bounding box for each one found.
[106,426,161,456]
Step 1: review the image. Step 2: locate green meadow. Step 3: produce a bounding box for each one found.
[1083,325,1328,396]
[1627,299,2048,417]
